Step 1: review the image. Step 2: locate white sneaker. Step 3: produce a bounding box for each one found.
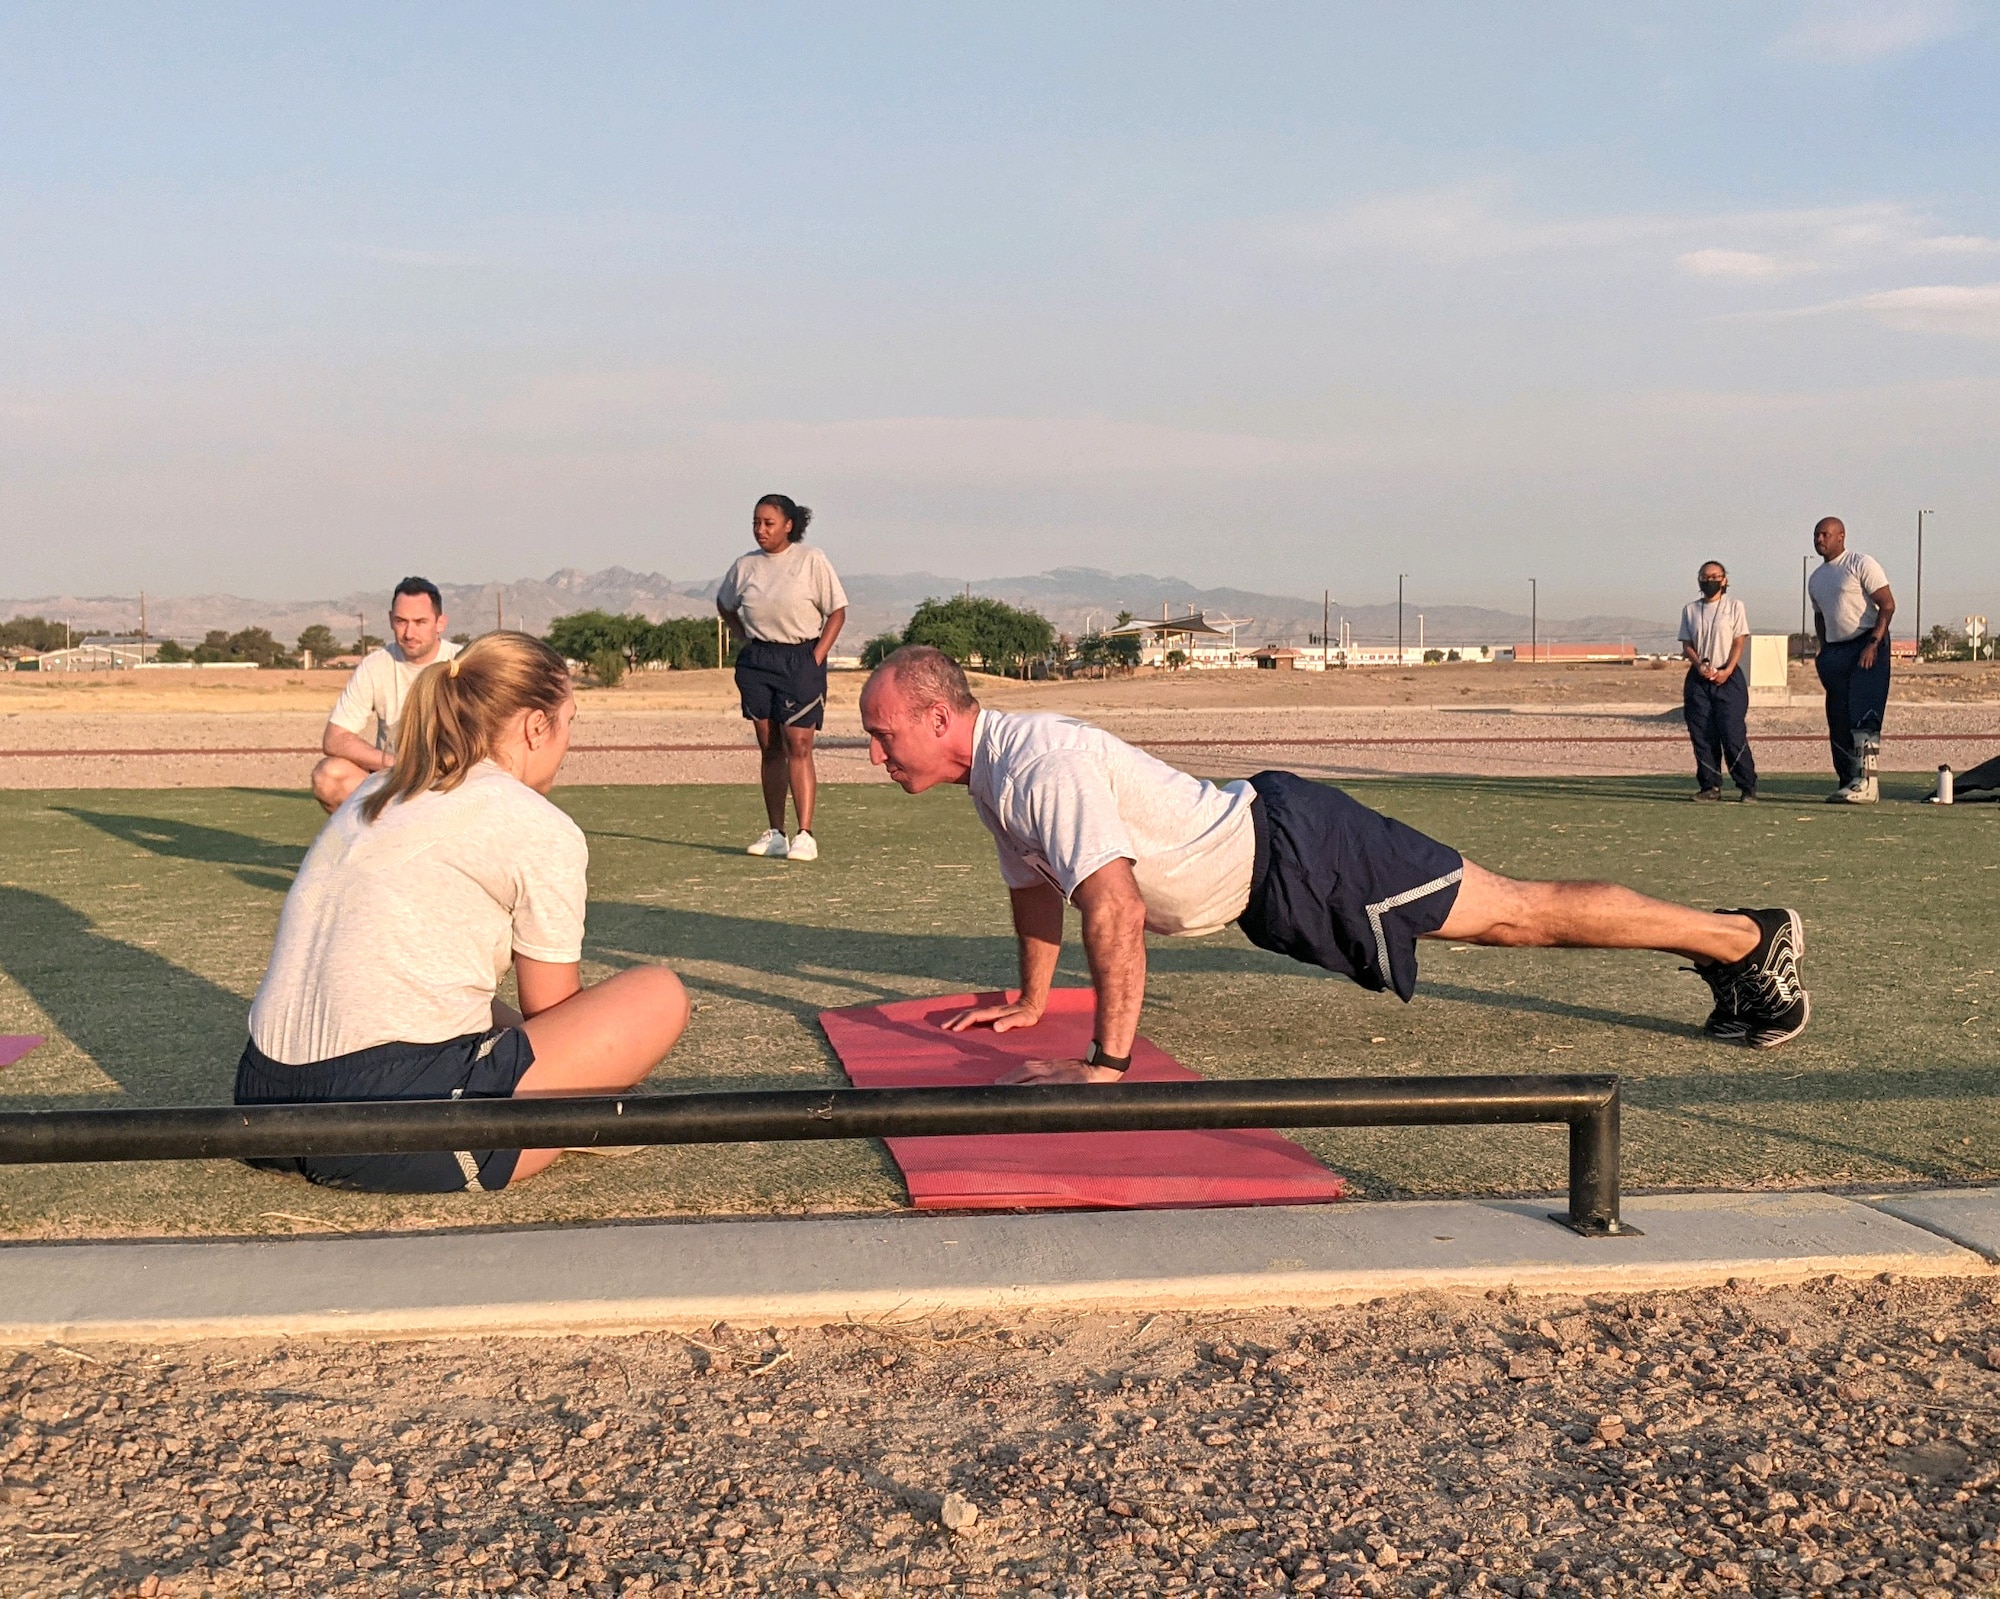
[747,828,788,857]
[786,830,819,862]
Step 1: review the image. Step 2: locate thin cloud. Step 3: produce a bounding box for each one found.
[1762,282,2000,337]
[1256,189,1992,283]
[1775,0,1975,62]
[1677,249,1808,280]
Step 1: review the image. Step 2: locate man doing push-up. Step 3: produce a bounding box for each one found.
[859,646,1809,1083]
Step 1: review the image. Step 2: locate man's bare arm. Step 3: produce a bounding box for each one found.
[1859,584,1896,669]
[322,723,390,772]
[942,882,1065,1034]
[1071,859,1146,1058]
[996,859,1146,1084]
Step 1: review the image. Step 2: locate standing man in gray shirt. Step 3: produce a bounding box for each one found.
[1679,560,1757,802]
[1808,516,1896,804]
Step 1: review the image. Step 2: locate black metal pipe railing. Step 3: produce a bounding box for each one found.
[0,1074,1633,1236]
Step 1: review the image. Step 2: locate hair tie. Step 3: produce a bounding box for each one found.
[448,655,463,678]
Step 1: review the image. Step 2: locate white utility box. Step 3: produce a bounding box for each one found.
[1748,634,1791,707]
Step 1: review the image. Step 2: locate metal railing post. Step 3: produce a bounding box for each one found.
[1559,1082,1626,1237]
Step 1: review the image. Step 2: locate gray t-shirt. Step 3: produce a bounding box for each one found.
[1809,550,1890,644]
[967,710,1258,937]
[716,544,849,645]
[248,762,589,1063]
[327,638,463,753]
[1678,596,1750,672]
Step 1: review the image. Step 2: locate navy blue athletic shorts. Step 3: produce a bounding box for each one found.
[735,638,827,731]
[1236,770,1464,1002]
[234,1026,536,1192]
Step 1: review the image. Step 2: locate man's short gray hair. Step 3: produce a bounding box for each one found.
[869,645,977,715]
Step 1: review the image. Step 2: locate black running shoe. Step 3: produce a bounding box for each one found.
[1690,958,1746,1041]
[1721,907,1809,1049]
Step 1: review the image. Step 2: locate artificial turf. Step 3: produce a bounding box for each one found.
[0,774,1994,1238]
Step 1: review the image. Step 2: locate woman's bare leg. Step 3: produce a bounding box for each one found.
[1433,860,1759,965]
[507,966,690,1181]
[785,725,818,833]
[752,718,788,830]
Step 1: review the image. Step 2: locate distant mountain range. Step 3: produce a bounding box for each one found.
[3,565,1680,651]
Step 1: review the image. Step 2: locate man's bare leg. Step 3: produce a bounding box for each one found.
[1433,860,1759,965]
[310,756,370,815]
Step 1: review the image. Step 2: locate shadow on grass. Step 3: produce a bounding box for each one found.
[55,806,306,895]
[0,887,246,1105]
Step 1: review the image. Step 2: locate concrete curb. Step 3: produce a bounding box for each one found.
[0,1190,1987,1345]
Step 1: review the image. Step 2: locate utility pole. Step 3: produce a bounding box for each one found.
[1323,589,1330,668]
[1799,555,1809,649]
[1915,509,1931,654]
[357,612,366,654]
[497,592,504,634]
[1529,579,1537,665]
[1397,574,1406,664]
[139,591,147,649]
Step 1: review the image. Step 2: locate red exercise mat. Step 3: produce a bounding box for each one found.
[818,988,1346,1212]
[0,1036,44,1071]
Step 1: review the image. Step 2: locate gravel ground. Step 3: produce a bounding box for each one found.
[7,1275,2000,1597]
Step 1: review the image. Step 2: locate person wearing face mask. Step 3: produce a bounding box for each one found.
[1678,561,1757,802]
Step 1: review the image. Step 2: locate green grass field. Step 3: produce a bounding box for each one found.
[0,774,1995,1239]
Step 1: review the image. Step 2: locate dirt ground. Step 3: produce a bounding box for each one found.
[6,1276,1999,1597]
[5,660,1999,717]
[5,663,1999,789]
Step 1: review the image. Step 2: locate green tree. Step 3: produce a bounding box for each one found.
[547,610,648,666]
[900,595,1055,677]
[296,624,339,660]
[587,647,626,687]
[154,639,190,663]
[635,616,728,669]
[859,632,903,669]
[226,627,289,668]
[1,616,69,652]
[1921,624,1967,662]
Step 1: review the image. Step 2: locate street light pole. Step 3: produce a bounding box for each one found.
[1915,509,1931,655]
[1397,574,1407,664]
[1529,579,1538,665]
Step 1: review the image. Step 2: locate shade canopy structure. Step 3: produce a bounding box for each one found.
[1105,607,1234,641]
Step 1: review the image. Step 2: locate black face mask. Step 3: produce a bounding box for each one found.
[1700,579,1725,598]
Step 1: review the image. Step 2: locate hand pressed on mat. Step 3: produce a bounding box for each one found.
[939,861,1146,1086]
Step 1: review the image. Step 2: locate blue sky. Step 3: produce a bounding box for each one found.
[3,2,1998,626]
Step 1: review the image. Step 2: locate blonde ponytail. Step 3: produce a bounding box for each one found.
[362,632,573,823]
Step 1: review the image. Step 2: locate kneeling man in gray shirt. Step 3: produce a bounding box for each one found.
[859,647,1814,1066]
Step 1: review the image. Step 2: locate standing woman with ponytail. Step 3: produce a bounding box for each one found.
[237,632,689,1192]
[716,493,848,860]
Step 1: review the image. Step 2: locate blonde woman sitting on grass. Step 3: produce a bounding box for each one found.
[237,631,688,1192]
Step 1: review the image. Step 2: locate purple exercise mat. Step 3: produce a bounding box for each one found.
[0,1036,46,1069]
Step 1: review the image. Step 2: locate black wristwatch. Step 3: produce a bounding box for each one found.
[1084,1040,1132,1075]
